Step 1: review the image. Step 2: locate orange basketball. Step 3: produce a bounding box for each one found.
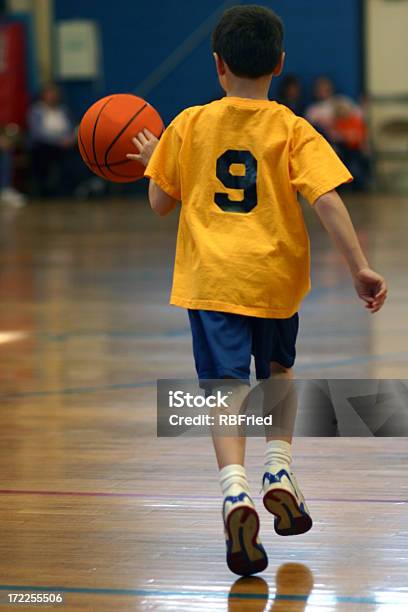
[78,94,164,183]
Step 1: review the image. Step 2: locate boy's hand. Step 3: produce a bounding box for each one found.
[126,128,158,167]
[353,268,387,313]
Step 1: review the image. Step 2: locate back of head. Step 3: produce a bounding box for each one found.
[314,77,335,101]
[212,4,284,79]
[41,82,62,107]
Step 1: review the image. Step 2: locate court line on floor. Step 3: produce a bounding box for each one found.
[7,325,408,343]
[0,489,406,503]
[35,329,191,341]
[1,350,408,400]
[0,380,156,399]
[0,583,404,605]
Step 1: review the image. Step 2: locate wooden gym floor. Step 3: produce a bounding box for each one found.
[0,193,407,611]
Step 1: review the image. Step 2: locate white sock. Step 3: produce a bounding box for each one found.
[264,440,292,471]
[219,464,250,498]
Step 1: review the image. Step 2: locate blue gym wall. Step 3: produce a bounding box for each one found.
[54,0,362,124]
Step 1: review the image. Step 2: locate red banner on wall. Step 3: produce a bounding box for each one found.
[0,21,29,128]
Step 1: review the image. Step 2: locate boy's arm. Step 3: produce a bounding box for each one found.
[313,190,387,313]
[148,180,177,217]
[127,128,178,217]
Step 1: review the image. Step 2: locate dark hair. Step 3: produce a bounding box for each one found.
[212,5,284,79]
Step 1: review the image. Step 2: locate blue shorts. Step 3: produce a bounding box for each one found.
[188,309,299,383]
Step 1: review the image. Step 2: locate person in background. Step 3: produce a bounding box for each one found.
[277,74,304,115]
[305,77,371,190]
[305,77,359,139]
[28,83,76,197]
[0,125,26,208]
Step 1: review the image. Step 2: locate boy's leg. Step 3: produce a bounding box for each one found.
[261,361,312,535]
[188,309,268,575]
[210,381,268,576]
[263,361,297,444]
[211,380,249,469]
[187,309,252,470]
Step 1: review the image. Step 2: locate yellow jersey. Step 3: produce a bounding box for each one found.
[145,96,352,318]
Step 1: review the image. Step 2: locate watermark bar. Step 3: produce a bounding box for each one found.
[157,379,408,437]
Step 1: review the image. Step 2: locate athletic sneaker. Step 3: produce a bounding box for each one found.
[223,490,268,576]
[262,467,312,536]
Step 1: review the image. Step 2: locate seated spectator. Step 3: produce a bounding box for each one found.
[305,77,359,138]
[28,83,76,197]
[305,77,371,190]
[0,125,26,208]
[277,74,304,115]
[333,98,367,151]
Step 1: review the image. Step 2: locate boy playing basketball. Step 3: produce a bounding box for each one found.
[128,5,387,576]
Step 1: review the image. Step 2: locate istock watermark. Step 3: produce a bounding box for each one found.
[157,378,408,437]
[168,389,232,409]
[168,413,273,427]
